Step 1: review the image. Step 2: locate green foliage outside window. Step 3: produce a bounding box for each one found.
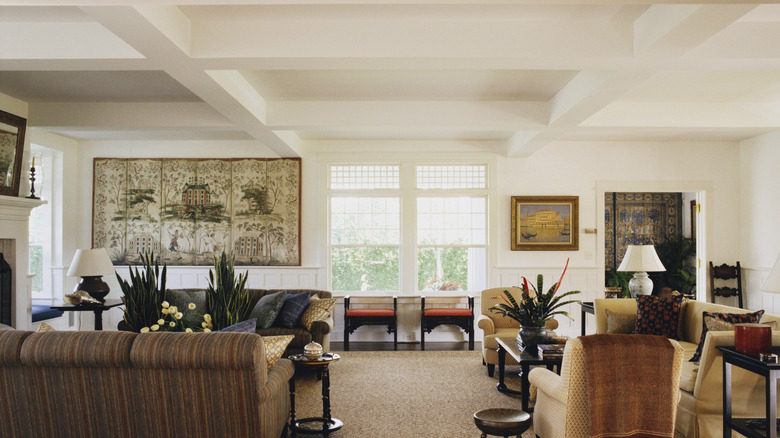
[29,246,42,293]
[418,247,468,291]
[331,247,399,291]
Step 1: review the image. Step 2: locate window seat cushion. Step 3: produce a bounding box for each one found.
[424,308,472,316]
[32,305,64,323]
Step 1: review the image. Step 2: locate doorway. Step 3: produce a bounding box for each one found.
[604,192,698,297]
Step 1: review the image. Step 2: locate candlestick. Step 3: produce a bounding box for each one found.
[26,165,39,199]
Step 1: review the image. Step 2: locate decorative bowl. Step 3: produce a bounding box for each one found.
[303,341,323,360]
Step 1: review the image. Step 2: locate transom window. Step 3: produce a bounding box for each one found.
[328,163,488,294]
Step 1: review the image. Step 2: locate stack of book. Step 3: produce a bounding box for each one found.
[537,343,565,360]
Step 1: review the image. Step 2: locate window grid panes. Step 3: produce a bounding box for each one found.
[416,165,487,189]
[330,197,400,245]
[417,197,487,245]
[330,165,400,190]
[328,162,489,294]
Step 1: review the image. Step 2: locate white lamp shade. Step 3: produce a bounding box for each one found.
[617,245,666,273]
[66,248,116,277]
[762,254,780,294]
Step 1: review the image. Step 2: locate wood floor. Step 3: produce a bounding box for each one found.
[330,341,481,352]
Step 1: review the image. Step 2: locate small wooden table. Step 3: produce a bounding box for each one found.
[496,336,562,413]
[49,299,123,330]
[473,408,531,438]
[718,346,780,438]
[579,301,594,335]
[288,353,343,437]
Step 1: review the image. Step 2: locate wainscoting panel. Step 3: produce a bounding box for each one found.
[743,267,780,315]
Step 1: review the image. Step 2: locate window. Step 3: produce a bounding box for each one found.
[29,148,53,298]
[328,163,488,294]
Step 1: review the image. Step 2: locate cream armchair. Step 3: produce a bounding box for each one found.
[477,287,525,376]
[529,336,684,438]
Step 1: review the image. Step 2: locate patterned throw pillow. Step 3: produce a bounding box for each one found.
[634,294,684,339]
[605,309,637,334]
[704,316,776,333]
[274,292,311,328]
[299,297,336,330]
[249,292,286,329]
[218,318,257,333]
[262,335,295,370]
[37,322,56,332]
[689,310,765,362]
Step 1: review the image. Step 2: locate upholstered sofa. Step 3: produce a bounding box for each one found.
[170,288,334,355]
[0,329,293,438]
[594,298,780,438]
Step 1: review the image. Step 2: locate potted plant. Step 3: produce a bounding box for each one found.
[116,252,167,332]
[490,258,581,351]
[206,251,251,330]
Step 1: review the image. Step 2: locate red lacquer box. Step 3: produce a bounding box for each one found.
[734,323,772,357]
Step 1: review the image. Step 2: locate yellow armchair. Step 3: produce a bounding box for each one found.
[479,287,524,376]
[529,335,684,438]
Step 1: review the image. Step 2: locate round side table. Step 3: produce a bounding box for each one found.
[473,408,531,438]
[288,353,343,437]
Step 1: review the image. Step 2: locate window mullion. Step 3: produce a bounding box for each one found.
[400,162,417,296]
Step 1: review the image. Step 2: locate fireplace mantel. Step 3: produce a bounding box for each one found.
[0,194,45,329]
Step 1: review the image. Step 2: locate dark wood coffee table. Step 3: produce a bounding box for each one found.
[49,299,123,330]
[495,336,562,412]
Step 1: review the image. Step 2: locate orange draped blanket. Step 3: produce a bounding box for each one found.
[579,334,676,438]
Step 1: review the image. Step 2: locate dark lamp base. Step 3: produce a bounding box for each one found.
[74,276,110,302]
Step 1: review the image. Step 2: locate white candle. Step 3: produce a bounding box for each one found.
[32,156,35,168]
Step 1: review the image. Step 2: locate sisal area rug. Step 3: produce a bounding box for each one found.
[291,350,534,438]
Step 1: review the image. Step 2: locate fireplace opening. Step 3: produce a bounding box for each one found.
[0,253,11,326]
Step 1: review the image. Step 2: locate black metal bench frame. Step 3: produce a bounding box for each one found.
[343,295,398,351]
[420,295,474,351]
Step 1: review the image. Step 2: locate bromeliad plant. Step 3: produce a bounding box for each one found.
[117,252,167,332]
[206,251,251,330]
[490,258,581,327]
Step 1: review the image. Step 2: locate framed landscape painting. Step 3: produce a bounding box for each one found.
[511,196,579,251]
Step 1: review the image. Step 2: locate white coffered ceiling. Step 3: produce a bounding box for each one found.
[1,2,779,157]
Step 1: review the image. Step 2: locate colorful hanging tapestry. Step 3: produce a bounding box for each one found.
[605,192,682,270]
[92,158,301,266]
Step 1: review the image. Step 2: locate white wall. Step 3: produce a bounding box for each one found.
[740,133,780,313]
[61,138,746,337]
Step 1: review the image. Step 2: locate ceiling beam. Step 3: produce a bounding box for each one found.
[80,5,301,157]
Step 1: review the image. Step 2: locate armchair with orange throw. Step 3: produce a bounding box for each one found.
[529,334,684,438]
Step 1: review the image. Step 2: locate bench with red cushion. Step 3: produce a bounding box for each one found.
[421,296,474,350]
[343,296,397,350]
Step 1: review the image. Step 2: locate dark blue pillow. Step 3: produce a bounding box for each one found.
[249,292,286,329]
[218,318,257,333]
[274,292,311,328]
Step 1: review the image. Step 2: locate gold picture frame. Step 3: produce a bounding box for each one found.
[511,196,579,251]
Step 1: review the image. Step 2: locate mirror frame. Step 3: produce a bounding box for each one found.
[0,109,27,197]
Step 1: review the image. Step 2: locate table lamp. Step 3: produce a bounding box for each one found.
[66,248,116,302]
[617,244,666,298]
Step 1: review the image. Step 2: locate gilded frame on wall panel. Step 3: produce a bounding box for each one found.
[511,196,579,251]
[0,110,27,197]
[92,157,301,266]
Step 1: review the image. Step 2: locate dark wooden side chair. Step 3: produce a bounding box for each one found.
[343,295,398,351]
[421,295,474,351]
[709,261,744,308]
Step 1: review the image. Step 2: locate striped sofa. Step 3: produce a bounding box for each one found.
[0,330,293,438]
